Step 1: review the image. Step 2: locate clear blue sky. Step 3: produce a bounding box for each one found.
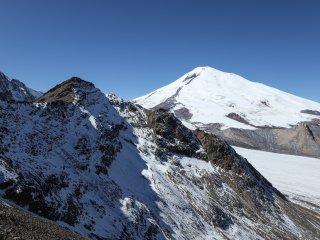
[0,0,319,102]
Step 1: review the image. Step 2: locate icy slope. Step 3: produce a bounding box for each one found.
[135,66,320,130]
[234,147,320,214]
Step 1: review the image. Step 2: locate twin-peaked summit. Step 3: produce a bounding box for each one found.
[135,66,320,130]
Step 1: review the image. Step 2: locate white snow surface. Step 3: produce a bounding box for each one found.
[234,147,320,213]
[135,66,320,129]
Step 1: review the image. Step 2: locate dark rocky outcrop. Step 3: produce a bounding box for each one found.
[174,107,193,121]
[301,109,320,116]
[182,73,199,85]
[226,112,252,126]
[151,87,183,111]
[145,109,205,160]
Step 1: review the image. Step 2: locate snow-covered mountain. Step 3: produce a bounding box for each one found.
[0,72,319,239]
[135,66,320,129]
[134,67,320,158]
[0,72,42,102]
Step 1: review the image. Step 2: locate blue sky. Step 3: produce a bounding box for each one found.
[0,0,319,102]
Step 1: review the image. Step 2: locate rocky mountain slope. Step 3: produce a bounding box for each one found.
[134,67,320,158]
[0,72,319,239]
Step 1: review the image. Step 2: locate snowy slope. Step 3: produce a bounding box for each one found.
[134,67,320,130]
[234,147,320,214]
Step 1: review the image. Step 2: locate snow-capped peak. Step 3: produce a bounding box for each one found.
[134,66,320,130]
[178,66,246,83]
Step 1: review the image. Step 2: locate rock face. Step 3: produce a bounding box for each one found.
[0,72,319,239]
[0,72,42,102]
[208,120,320,158]
[134,66,320,158]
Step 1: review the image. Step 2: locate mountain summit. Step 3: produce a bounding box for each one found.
[36,77,96,104]
[134,67,320,158]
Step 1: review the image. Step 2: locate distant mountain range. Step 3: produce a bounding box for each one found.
[0,72,42,102]
[0,70,319,239]
[135,66,320,158]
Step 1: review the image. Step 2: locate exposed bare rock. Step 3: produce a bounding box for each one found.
[145,109,204,160]
[301,109,320,116]
[209,120,320,158]
[226,112,252,126]
[173,107,193,121]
